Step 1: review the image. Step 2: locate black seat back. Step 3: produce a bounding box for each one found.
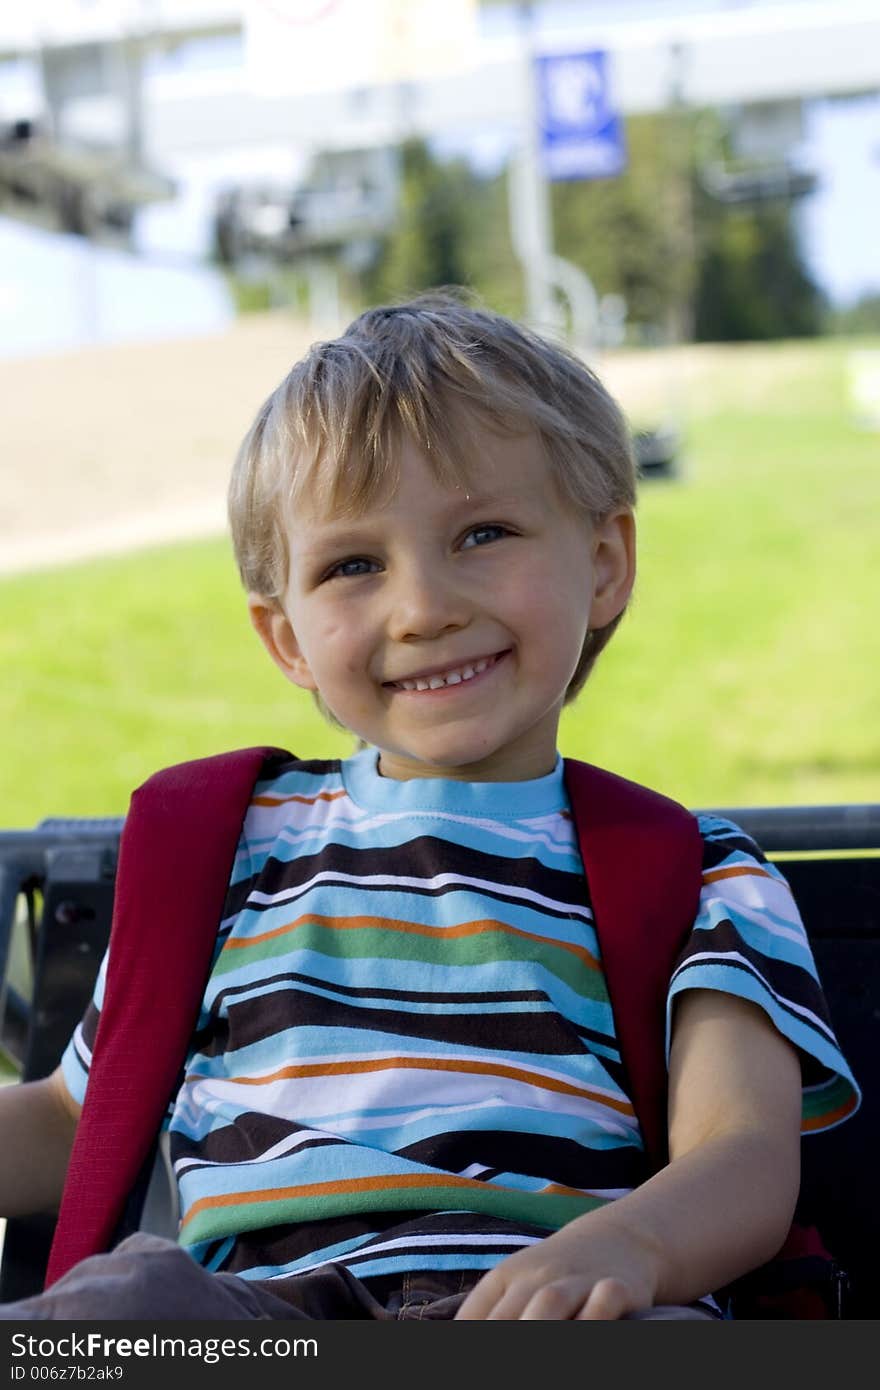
[706,804,879,1317]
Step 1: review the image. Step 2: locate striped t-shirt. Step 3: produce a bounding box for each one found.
[62,747,859,1300]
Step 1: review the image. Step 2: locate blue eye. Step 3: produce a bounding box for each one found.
[327,557,378,580]
[463,525,508,548]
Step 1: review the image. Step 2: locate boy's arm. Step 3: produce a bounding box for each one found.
[455,989,802,1319]
[0,1067,81,1218]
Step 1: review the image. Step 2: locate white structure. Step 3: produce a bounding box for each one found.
[2,1,878,341]
[2,3,879,156]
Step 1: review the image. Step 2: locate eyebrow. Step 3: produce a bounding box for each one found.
[295,493,521,558]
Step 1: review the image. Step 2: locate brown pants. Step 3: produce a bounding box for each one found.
[0,1234,719,1321]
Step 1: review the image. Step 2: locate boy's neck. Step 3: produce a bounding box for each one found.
[375,747,561,783]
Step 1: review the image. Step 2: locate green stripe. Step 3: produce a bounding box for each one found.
[214,921,606,1001]
[801,1072,855,1125]
[179,1184,604,1248]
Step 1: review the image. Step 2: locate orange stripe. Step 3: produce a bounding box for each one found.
[252,789,348,808]
[224,911,599,971]
[702,864,776,885]
[179,1171,592,1232]
[185,1054,633,1115]
[181,1172,497,1231]
[802,1093,859,1132]
[542,1181,600,1199]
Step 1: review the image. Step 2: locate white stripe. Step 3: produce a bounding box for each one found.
[670,950,837,1044]
[186,1075,638,1143]
[186,1047,623,1097]
[247,869,593,922]
[700,871,805,924]
[172,1126,341,1177]
[456,1163,495,1180]
[266,811,579,861]
[696,892,809,951]
[249,793,576,851]
[309,1092,630,1141]
[265,1231,544,1279]
[72,1025,92,1071]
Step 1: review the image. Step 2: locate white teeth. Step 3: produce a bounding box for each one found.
[395,655,497,691]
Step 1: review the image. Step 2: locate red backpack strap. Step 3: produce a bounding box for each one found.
[564,761,839,1318]
[46,745,287,1287]
[562,759,704,1170]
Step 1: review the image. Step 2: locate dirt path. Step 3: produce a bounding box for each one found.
[1,320,738,577]
[0,314,320,575]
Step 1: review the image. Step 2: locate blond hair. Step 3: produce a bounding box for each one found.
[229,289,637,729]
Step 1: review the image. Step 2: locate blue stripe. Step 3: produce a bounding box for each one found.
[693,897,822,973]
[666,967,859,1095]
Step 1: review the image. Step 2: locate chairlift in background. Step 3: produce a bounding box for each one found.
[212,146,399,268]
[0,116,174,241]
[697,99,819,205]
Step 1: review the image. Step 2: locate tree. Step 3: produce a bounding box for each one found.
[549,112,692,340]
[693,201,824,341]
[360,115,823,344]
[364,139,483,304]
[827,292,880,336]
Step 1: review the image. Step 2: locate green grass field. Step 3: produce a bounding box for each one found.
[1,336,877,827]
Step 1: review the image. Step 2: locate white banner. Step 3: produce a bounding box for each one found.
[5,0,129,47]
[244,0,477,96]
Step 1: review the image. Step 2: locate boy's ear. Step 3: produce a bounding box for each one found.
[247,596,319,692]
[588,509,637,630]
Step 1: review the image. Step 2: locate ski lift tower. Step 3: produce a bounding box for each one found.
[0,1,181,240]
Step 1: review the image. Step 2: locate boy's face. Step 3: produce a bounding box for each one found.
[250,426,635,782]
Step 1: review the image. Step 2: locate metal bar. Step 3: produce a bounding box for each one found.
[697,805,880,853]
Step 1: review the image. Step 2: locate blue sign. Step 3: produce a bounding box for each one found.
[535,49,627,182]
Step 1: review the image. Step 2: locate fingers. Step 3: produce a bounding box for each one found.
[454,1268,505,1320]
[577,1277,635,1320]
[456,1273,639,1321]
[517,1280,593,1320]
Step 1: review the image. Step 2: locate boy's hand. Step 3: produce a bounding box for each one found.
[0,1067,80,1219]
[453,1212,659,1320]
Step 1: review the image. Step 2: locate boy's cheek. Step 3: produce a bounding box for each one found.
[299,619,355,676]
[313,614,354,648]
[307,632,373,701]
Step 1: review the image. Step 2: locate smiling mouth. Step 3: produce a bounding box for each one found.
[385,650,510,693]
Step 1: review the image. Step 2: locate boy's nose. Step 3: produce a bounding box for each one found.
[386,565,470,643]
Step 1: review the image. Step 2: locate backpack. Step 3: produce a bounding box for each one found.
[44,747,844,1316]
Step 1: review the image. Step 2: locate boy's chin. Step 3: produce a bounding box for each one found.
[376,745,495,779]
[376,739,553,783]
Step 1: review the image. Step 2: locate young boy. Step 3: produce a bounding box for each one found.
[0,292,859,1321]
